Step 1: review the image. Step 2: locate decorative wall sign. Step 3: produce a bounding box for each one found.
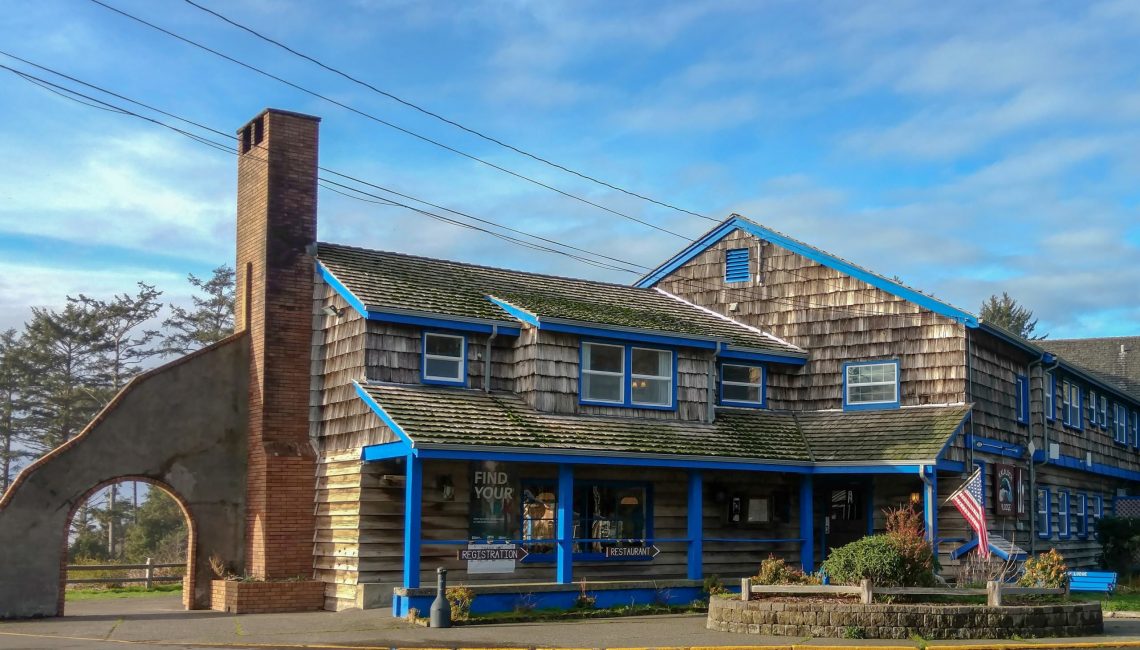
[993,463,1018,517]
[469,461,517,540]
[460,543,525,573]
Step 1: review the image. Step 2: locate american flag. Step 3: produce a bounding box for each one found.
[949,468,989,558]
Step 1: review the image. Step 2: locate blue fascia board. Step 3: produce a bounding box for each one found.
[486,295,540,327]
[718,347,807,366]
[315,260,369,317]
[636,217,978,326]
[412,446,811,473]
[936,459,966,472]
[1031,449,1140,482]
[367,310,519,336]
[360,441,412,461]
[812,464,923,475]
[545,321,718,349]
[352,381,417,449]
[966,434,1025,459]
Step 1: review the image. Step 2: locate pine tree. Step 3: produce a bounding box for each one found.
[979,292,1047,340]
[71,282,163,391]
[0,329,31,495]
[160,266,236,356]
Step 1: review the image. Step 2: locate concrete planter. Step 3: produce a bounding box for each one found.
[707,596,1103,639]
[209,579,325,614]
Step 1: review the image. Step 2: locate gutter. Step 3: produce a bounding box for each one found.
[1029,352,1061,556]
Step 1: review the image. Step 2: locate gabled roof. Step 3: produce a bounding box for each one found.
[316,242,804,356]
[634,214,978,326]
[355,382,970,465]
[1039,337,1140,400]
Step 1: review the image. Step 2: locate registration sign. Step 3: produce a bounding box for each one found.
[458,543,527,573]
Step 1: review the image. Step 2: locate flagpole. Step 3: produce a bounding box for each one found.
[943,466,982,506]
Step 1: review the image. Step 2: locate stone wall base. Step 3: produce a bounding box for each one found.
[707,597,1103,639]
[210,580,325,614]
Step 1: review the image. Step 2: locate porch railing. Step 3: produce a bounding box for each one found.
[66,558,184,589]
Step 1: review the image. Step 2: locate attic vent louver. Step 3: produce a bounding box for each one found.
[725,248,750,283]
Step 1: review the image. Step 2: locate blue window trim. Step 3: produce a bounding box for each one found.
[520,478,655,563]
[1078,493,1089,539]
[724,247,751,283]
[1058,490,1071,540]
[420,330,468,387]
[841,359,901,411]
[1037,487,1051,539]
[718,361,767,409]
[1045,371,1056,422]
[578,339,678,411]
[1015,375,1029,425]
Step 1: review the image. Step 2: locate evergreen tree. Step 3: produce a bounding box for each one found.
[160,266,236,356]
[0,329,31,494]
[979,292,1047,340]
[71,282,163,391]
[124,489,187,563]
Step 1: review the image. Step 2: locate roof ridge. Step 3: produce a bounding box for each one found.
[652,287,806,353]
[789,410,815,462]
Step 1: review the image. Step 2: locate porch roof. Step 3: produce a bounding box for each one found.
[355,382,970,465]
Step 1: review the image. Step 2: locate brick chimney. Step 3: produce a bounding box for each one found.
[234,109,320,579]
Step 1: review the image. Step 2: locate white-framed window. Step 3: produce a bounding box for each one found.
[1132,410,1139,448]
[1058,491,1071,539]
[1115,403,1129,444]
[1077,493,1089,538]
[1037,487,1050,538]
[1064,382,1082,431]
[1094,495,1104,523]
[1100,395,1109,429]
[581,342,625,404]
[1090,390,1099,427]
[720,363,766,407]
[630,347,672,407]
[1045,371,1056,422]
[843,360,900,410]
[421,332,466,385]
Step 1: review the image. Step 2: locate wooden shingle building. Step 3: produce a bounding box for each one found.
[2,108,1137,618]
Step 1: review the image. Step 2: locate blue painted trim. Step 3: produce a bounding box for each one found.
[841,359,901,411]
[352,382,416,448]
[799,475,813,573]
[687,471,703,580]
[1031,450,1140,482]
[403,453,422,589]
[316,260,369,316]
[813,464,922,475]
[554,321,717,350]
[556,464,574,584]
[1016,375,1029,425]
[865,480,875,537]
[393,585,710,618]
[717,347,807,366]
[370,310,519,335]
[950,537,979,560]
[1037,486,1052,539]
[410,446,814,472]
[578,340,678,411]
[634,217,978,325]
[966,434,1025,459]
[420,330,468,387]
[923,466,937,546]
[936,459,966,472]
[485,295,540,326]
[718,361,767,409]
[360,441,412,461]
[724,247,751,283]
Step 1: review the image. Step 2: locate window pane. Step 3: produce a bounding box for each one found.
[632,377,670,406]
[426,334,462,357]
[582,485,647,553]
[583,372,622,402]
[723,383,761,403]
[723,365,761,384]
[425,357,460,379]
[849,383,895,404]
[631,348,669,377]
[521,483,557,554]
[584,344,623,373]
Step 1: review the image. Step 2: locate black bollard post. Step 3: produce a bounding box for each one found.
[429,567,451,628]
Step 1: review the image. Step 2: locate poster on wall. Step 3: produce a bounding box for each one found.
[469,461,517,540]
[993,463,1018,517]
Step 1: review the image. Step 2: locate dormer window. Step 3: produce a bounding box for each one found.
[842,360,900,410]
[720,363,766,408]
[581,342,624,403]
[422,332,466,386]
[580,341,675,409]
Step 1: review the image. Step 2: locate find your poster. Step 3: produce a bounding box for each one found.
[469,461,517,540]
[993,463,1018,517]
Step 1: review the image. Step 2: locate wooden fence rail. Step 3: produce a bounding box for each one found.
[741,578,1067,607]
[66,558,185,590]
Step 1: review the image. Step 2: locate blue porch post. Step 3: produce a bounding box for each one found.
[556,464,574,584]
[403,453,422,588]
[799,475,814,573]
[687,470,703,580]
[923,466,938,550]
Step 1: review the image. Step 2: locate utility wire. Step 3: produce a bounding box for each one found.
[181,0,717,223]
[86,0,692,240]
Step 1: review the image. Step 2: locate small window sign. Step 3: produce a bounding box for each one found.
[746,497,770,523]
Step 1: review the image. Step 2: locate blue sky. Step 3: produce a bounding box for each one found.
[0,0,1138,337]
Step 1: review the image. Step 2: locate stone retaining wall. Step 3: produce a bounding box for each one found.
[707,596,1103,639]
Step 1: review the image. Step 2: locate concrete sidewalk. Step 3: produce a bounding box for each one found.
[4,595,1140,650]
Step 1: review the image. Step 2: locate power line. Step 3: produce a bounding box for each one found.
[86,0,692,240]
[181,0,718,224]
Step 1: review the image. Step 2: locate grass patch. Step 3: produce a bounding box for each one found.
[65,584,182,601]
[457,602,703,625]
[1101,592,1140,612]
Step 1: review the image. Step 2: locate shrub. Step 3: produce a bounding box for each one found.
[702,574,727,596]
[821,535,913,587]
[755,555,817,585]
[1096,516,1140,577]
[445,585,475,620]
[1019,549,1068,589]
[574,578,596,609]
[883,505,938,586]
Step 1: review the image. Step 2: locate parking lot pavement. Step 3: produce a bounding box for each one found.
[4,595,1140,650]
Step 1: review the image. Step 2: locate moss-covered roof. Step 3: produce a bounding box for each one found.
[317,243,801,355]
[358,383,969,464]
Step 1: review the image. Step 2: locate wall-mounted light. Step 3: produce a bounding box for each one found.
[321,305,346,318]
[909,492,922,505]
[437,475,455,501]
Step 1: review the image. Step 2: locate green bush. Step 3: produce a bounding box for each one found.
[445,586,474,620]
[755,554,819,585]
[1096,516,1140,577]
[1019,549,1068,589]
[884,504,939,585]
[821,535,908,586]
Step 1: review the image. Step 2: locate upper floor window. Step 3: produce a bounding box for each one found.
[421,332,466,386]
[580,341,674,409]
[1089,389,1098,427]
[1099,395,1109,429]
[1114,403,1128,444]
[720,363,766,408]
[1015,375,1029,425]
[842,360,900,410]
[1044,371,1055,422]
[1062,381,1082,430]
[724,248,751,283]
[1132,410,1139,448]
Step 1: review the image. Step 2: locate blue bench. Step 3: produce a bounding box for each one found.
[1068,570,1117,593]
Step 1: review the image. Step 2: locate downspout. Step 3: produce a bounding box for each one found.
[1029,352,1060,555]
[483,325,498,393]
[707,346,719,423]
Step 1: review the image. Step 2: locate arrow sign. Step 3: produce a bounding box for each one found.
[456,545,527,561]
[604,545,660,559]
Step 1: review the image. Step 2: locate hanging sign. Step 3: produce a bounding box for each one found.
[468,461,517,540]
[993,463,1018,517]
[460,543,526,574]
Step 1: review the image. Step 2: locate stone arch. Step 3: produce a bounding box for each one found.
[61,476,198,615]
[0,335,249,618]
